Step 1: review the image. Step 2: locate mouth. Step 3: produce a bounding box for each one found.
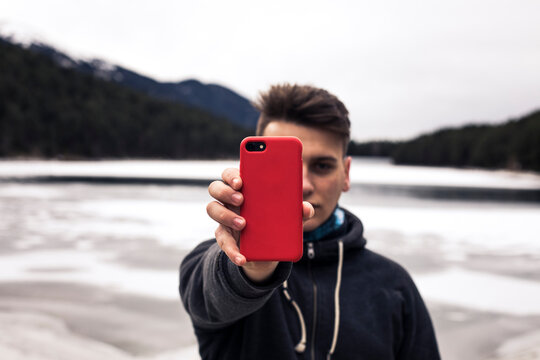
[304,201,320,211]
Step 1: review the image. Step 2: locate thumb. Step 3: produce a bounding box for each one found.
[302,201,315,222]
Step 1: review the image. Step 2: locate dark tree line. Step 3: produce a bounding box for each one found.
[348,111,540,172]
[347,140,401,157]
[0,39,250,159]
[2,38,539,171]
[390,111,540,172]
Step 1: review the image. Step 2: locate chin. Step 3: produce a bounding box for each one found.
[303,218,321,233]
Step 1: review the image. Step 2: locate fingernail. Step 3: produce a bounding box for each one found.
[233,218,244,229]
[232,193,242,204]
[235,256,243,265]
[232,178,240,188]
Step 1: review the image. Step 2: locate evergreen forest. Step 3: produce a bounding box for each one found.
[390,110,540,172]
[2,38,539,172]
[0,39,250,159]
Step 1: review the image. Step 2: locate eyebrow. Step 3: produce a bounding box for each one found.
[309,156,338,163]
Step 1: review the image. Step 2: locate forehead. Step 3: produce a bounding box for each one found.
[262,121,344,159]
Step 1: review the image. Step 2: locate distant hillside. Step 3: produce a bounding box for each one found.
[27,42,259,130]
[392,110,540,172]
[0,38,250,159]
[347,140,402,157]
[3,37,539,170]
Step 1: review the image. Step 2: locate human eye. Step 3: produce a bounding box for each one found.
[312,161,336,174]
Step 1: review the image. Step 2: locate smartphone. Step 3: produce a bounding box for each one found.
[239,136,303,262]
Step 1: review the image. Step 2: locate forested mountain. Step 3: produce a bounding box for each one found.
[2,37,539,171]
[391,110,540,172]
[27,42,259,130]
[347,111,540,172]
[0,38,250,159]
[347,140,401,157]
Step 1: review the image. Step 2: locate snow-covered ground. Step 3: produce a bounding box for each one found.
[1,186,539,313]
[1,159,539,360]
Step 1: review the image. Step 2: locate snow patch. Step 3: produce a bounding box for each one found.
[415,268,540,315]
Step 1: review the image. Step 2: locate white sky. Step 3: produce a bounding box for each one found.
[1,0,540,141]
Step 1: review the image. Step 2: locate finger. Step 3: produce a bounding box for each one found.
[302,201,315,221]
[206,201,246,231]
[215,225,246,266]
[222,168,242,190]
[208,180,244,207]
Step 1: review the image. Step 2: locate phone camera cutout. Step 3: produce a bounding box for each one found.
[246,141,266,152]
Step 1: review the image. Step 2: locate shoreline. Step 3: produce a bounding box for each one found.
[0,159,539,191]
[1,157,539,177]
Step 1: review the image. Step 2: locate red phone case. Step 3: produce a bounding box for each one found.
[239,136,303,262]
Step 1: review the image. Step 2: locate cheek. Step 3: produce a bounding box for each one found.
[317,177,343,201]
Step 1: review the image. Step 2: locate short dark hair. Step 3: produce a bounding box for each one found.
[254,83,350,154]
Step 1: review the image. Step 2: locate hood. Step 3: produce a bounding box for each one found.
[299,207,367,263]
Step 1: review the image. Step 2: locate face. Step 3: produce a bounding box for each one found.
[262,121,351,232]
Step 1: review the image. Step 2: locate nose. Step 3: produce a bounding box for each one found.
[302,165,314,199]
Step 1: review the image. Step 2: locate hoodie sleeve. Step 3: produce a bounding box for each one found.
[179,239,293,330]
[397,274,441,360]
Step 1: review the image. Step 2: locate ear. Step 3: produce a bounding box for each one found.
[342,156,351,192]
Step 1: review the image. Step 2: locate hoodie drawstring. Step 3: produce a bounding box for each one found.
[282,280,307,353]
[282,240,345,359]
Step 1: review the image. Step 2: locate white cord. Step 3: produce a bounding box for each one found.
[282,280,307,353]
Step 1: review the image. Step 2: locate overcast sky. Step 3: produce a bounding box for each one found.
[1,0,540,141]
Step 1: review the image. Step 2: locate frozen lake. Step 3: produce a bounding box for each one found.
[1,158,540,359]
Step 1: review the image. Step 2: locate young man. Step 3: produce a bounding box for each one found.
[179,84,440,359]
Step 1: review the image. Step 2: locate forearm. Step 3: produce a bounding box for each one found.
[241,261,279,283]
[179,241,292,329]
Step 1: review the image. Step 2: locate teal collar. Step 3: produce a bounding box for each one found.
[303,207,345,242]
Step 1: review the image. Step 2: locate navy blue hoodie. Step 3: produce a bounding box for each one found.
[179,208,440,359]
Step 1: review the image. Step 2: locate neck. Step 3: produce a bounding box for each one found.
[304,206,345,242]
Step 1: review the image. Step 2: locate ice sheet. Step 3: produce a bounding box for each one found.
[347,205,540,257]
[415,268,540,315]
[0,250,179,300]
